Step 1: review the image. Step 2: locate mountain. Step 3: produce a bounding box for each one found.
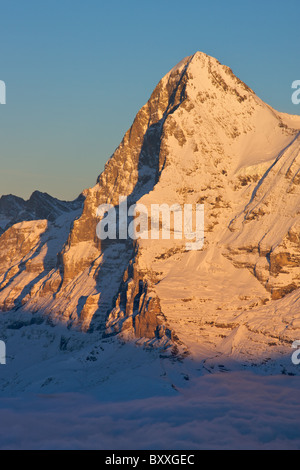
[1,51,300,393]
[0,191,84,234]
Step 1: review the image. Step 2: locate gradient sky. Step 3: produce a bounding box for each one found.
[0,0,299,200]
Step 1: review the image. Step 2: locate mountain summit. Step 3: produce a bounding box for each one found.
[0,52,300,386]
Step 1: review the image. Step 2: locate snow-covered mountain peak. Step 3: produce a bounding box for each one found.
[1,53,300,391]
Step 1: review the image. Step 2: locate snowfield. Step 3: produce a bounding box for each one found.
[1,313,300,449]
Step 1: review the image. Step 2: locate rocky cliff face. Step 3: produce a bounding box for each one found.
[0,52,300,364]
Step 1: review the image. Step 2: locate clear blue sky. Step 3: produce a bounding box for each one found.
[0,0,299,200]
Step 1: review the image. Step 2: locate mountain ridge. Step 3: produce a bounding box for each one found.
[0,190,85,235]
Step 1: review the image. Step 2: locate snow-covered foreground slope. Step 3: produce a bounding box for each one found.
[0,51,300,405]
[1,303,299,396]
